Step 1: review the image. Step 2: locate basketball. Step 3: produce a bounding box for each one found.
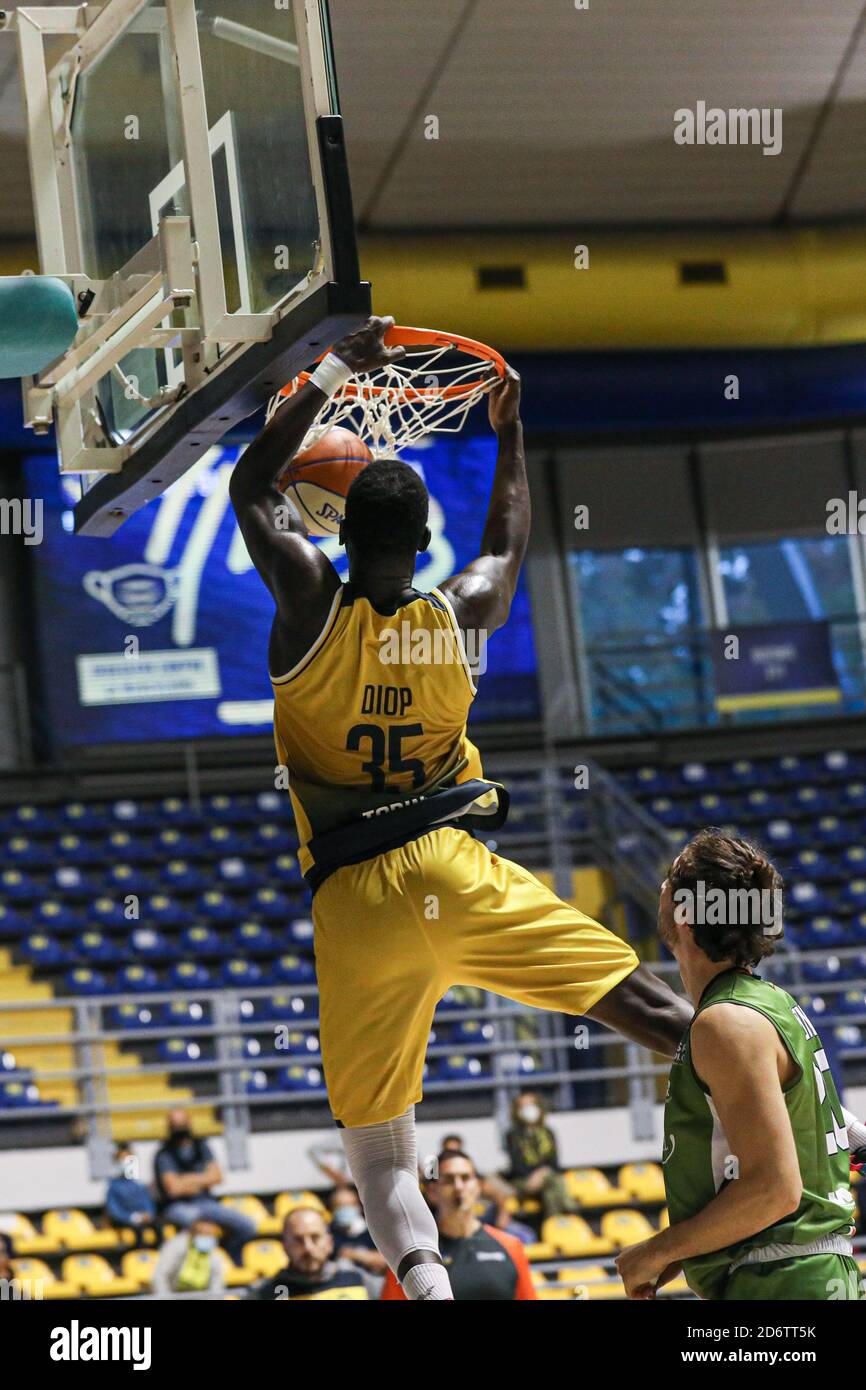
[277,427,373,537]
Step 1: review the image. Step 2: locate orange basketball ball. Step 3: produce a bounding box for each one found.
[277,426,373,536]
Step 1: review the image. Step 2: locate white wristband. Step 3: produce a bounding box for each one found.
[309,352,353,398]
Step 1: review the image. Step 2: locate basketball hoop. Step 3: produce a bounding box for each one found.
[265,325,507,457]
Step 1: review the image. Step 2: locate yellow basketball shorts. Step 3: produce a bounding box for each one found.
[312,825,639,1128]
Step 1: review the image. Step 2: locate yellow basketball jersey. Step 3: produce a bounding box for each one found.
[271,584,505,886]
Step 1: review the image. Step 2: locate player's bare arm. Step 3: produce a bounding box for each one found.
[616,1003,802,1298]
[229,316,406,668]
[440,366,529,637]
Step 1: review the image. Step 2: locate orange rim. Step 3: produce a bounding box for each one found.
[290,325,507,402]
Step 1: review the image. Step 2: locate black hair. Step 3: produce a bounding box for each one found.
[343,459,428,555]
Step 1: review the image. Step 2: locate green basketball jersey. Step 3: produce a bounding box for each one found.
[663,968,856,1300]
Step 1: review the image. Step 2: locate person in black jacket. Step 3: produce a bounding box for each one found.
[505,1091,576,1219]
[249,1207,379,1301]
[153,1109,256,1263]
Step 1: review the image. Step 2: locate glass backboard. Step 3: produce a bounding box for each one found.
[10,0,369,534]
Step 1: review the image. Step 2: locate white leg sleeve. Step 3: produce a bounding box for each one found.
[339,1106,447,1285]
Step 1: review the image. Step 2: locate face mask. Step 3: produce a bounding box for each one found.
[331,1206,363,1232]
[171,1128,192,1146]
[519,1104,541,1124]
[193,1234,217,1253]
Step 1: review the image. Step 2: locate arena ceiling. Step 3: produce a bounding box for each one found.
[0,0,864,238]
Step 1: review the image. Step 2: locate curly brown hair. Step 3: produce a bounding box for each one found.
[668,828,783,968]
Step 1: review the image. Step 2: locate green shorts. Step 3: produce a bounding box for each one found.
[722,1253,864,1301]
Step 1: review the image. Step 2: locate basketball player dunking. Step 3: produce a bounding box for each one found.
[231,316,693,1300]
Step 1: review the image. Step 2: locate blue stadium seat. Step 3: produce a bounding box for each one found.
[286,918,315,949]
[159,999,207,1029]
[103,862,153,896]
[111,799,158,830]
[0,902,28,937]
[169,961,213,991]
[158,1037,202,1065]
[814,816,856,845]
[801,954,848,985]
[774,755,812,783]
[20,932,67,967]
[155,827,199,858]
[0,869,39,901]
[0,1080,53,1110]
[278,1064,324,1094]
[726,758,760,786]
[50,865,94,899]
[107,1003,159,1030]
[268,993,316,1021]
[241,1068,272,1095]
[232,922,277,956]
[842,845,866,875]
[34,899,81,932]
[833,1024,864,1053]
[679,762,718,791]
[251,887,294,922]
[89,896,129,930]
[8,804,55,834]
[499,1051,540,1077]
[60,801,105,832]
[648,797,683,826]
[820,750,858,779]
[158,796,201,828]
[850,913,866,942]
[117,964,161,994]
[73,930,124,964]
[451,1019,495,1048]
[256,791,291,819]
[276,1030,320,1058]
[130,928,176,963]
[790,786,834,816]
[205,825,244,855]
[839,878,866,911]
[743,789,784,819]
[104,830,152,863]
[431,1054,490,1082]
[220,958,264,988]
[160,859,206,892]
[799,916,849,949]
[270,953,316,985]
[217,857,262,890]
[841,781,866,810]
[767,817,800,850]
[631,766,668,796]
[179,924,230,959]
[196,890,237,923]
[837,989,866,1018]
[271,852,303,886]
[787,881,833,916]
[695,793,733,821]
[5,835,53,867]
[790,848,834,880]
[142,893,193,930]
[65,966,110,995]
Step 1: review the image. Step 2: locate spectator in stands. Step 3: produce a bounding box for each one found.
[505,1091,576,1219]
[248,1207,379,1300]
[381,1150,536,1300]
[328,1184,387,1281]
[153,1217,224,1299]
[105,1142,155,1231]
[438,1130,533,1244]
[153,1108,255,1263]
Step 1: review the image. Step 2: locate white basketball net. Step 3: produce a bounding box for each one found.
[265,340,501,457]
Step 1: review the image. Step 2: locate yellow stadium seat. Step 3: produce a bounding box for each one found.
[4,1211,58,1254]
[121,1249,159,1288]
[61,1253,141,1296]
[215,1248,254,1287]
[618,1162,666,1203]
[600,1208,656,1248]
[541,1214,614,1257]
[273,1190,327,1220]
[564,1167,630,1207]
[505,1194,541,1215]
[523,1241,557,1261]
[10,1257,78,1299]
[530,1267,548,1288]
[658,1206,670,1229]
[536,1284,575,1299]
[242,1238,288,1279]
[221,1194,281,1235]
[43,1208,119,1250]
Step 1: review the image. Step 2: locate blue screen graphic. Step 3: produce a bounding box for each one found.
[25,436,539,747]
